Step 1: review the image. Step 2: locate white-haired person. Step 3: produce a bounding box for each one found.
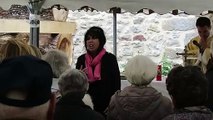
[54,69,105,120]
[0,55,56,120]
[106,55,173,120]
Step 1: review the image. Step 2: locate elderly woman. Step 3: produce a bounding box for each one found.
[162,66,213,120]
[54,69,104,120]
[107,55,173,120]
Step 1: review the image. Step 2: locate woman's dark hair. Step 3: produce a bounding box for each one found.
[166,66,208,109]
[196,17,211,27]
[84,26,106,54]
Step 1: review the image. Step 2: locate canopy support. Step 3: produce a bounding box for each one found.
[111,7,121,57]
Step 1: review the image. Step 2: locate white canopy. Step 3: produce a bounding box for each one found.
[1,0,213,15]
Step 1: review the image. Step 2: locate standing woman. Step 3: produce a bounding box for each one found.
[76,26,121,116]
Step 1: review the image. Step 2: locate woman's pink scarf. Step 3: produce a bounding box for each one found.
[85,48,106,82]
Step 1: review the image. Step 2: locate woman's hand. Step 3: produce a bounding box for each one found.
[80,65,88,75]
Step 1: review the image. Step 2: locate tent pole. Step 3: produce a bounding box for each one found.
[29,13,40,47]
[28,0,45,47]
[30,24,39,47]
[111,7,121,57]
[113,11,117,57]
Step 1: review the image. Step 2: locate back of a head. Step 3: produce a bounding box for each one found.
[42,49,70,78]
[58,69,89,96]
[0,55,53,119]
[1,39,36,60]
[196,17,211,27]
[124,55,157,86]
[166,66,208,109]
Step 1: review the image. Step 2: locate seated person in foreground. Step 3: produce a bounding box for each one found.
[162,66,213,120]
[106,55,173,120]
[0,55,55,120]
[54,69,105,120]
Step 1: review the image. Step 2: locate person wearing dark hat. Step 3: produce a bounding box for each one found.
[76,26,121,116]
[107,55,173,120]
[0,55,55,120]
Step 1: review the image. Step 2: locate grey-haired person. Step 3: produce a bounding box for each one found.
[54,69,104,120]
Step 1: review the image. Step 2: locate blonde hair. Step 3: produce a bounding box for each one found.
[124,55,157,86]
[1,39,36,60]
[15,33,29,44]
[30,45,42,58]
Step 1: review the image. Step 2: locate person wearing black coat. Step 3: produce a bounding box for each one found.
[54,69,105,120]
[54,92,104,120]
[76,26,121,116]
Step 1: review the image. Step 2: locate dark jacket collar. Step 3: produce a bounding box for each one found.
[57,92,86,106]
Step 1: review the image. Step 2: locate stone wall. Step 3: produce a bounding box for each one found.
[67,11,198,72]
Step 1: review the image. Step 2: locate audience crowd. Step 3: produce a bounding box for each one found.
[0,23,213,120]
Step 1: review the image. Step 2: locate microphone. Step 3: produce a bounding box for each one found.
[193,40,204,54]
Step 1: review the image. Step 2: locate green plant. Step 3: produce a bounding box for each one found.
[161,55,172,76]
